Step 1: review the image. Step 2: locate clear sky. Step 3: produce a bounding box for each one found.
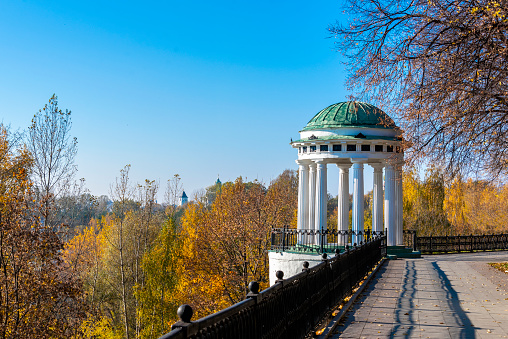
[0,0,375,201]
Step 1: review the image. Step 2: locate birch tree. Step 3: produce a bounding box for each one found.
[27,94,77,226]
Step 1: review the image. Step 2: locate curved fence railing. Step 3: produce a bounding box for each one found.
[270,227,385,253]
[403,230,508,253]
[159,234,386,339]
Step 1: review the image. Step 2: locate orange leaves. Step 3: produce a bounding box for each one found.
[174,171,297,318]
[0,126,87,337]
[63,220,104,275]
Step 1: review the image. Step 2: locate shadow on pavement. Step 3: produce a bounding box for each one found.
[431,261,475,339]
[391,260,417,338]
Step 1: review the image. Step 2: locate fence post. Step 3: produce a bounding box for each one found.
[282,226,286,252]
[320,230,325,254]
[412,231,417,252]
[169,304,195,338]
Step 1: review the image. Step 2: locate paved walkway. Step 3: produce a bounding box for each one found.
[330,251,508,338]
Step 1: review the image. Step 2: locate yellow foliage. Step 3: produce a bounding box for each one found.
[78,315,123,339]
[405,166,508,235]
[174,173,297,320]
[63,219,105,276]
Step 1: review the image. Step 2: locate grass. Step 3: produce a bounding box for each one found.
[488,262,508,273]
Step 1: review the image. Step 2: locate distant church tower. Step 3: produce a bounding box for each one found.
[180,191,188,206]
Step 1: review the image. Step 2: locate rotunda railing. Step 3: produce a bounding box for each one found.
[270,227,386,254]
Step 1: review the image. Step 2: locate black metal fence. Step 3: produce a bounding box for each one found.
[270,227,385,253]
[403,230,508,253]
[160,234,386,339]
[403,230,418,251]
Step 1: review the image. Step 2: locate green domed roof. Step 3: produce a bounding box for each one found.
[302,101,396,131]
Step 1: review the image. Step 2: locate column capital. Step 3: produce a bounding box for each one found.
[370,163,384,173]
[295,159,311,166]
[350,158,368,164]
[313,159,327,165]
[383,159,396,168]
[336,163,352,170]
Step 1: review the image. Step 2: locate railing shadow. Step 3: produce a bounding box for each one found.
[390,260,418,338]
[431,261,475,339]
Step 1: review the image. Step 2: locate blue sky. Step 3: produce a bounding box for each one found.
[0,0,375,200]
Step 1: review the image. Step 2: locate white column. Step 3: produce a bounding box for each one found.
[371,164,384,234]
[337,164,350,245]
[384,163,396,246]
[314,160,327,245]
[296,160,309,245]
[321,162,327,232]
[296,160,309,231]
[352,161,364,245]
[308,162,316,237]
[395,163,404,245]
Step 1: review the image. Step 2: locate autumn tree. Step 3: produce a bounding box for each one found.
[444,178,508,233]
[132,179,160,337]
[175,171,298,319]
[331,0,508,178]
[264,169,298,228]
[201,178,270,304]
[63,219,104,310]
[54,178,101,237]
[134,218,180,338]
[165,174,183,216]
[106,165,134,338]
[27,94,78,226]
[73,168,168,338]
[403,166,451,235]
[0,125,86,338]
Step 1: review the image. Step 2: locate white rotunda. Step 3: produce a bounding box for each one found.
[268,101,407,285]
[291,101,404,247]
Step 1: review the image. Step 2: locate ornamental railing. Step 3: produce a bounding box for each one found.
[416,233,508,253]
[159,234,387,339]
[270,227,385,253]
[403,230,418,251]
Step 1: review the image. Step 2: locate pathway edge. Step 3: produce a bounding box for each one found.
[318,257,388,339]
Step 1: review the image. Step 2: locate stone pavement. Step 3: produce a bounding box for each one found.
[330,251,508,338]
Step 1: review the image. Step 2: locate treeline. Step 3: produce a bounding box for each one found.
[323,166,508,237]
[64,168,297,338]
[403,167,508,236]
[0,124,298,338]
[0,96,298,338]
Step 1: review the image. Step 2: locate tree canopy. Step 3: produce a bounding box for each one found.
[331,0,508,179]
[0,126,86,338]
[27,94,78,225]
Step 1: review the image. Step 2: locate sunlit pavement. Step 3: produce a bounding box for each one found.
[330,251,508,338]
